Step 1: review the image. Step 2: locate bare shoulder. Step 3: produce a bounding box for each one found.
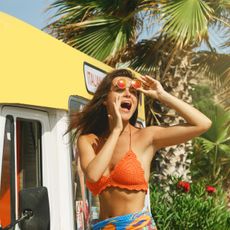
[77,133,101,154]
[78,133,98,144]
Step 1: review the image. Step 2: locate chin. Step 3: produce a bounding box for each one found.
[120,112,134,121]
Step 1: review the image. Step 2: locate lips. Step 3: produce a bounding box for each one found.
[120,101,132,110]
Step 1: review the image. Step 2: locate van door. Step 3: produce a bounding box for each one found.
[0,106,50,229]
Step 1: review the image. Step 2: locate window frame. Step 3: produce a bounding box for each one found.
[1,106,49,227]
[0,115,16,227]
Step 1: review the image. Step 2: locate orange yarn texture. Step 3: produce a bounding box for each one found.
[86,151,148,195]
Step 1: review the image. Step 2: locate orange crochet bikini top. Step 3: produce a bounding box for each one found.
[86,128,148,196]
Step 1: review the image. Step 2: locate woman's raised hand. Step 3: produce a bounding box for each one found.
[138,75,166,100]
[108,95,123,133]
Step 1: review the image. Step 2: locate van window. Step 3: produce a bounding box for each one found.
[0,115,15,228]
[69,96,87,112]
[16,118,42,190]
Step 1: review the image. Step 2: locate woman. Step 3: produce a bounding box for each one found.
[69,69,211,229]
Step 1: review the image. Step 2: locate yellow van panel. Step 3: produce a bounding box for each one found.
[0,12,145,120]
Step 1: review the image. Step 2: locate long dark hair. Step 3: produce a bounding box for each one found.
[67,69,139,139]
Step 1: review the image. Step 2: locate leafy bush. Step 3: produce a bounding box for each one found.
[191,105,230,187]
[190,85,230,187]
[150,179,230,230]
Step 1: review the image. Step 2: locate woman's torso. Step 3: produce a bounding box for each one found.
[99,187,146,219]
[88,126,156,220]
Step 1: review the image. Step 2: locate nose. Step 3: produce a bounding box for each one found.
[123,88,131,97]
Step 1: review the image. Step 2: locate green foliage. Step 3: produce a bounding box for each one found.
[161,0,214,44]
[190,85,230,186]
[46,0,146,62]
[46,0,229,64]
[190,84,214,109]
[150,179,230,230]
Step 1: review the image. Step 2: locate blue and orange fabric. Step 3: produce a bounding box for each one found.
[92,209,157,230]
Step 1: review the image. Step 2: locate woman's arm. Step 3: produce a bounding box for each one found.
[77,95,123,182]
[77,129,121,182]
[138,75,212,149]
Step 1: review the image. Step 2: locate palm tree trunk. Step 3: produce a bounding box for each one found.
[150,55,194,187]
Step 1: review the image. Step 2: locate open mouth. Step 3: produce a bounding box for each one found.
[120,102,132,111]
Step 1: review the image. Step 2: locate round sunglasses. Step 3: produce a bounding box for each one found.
[114,78,142,90]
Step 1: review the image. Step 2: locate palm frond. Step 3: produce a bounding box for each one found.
[207,0,230,28]
[45,0,148,63]
[219,144,230,153]
[122,36,181,75]
[200,105,230,142]
[196,136,215,154]
[69,17,135,62]
[160,0,214,45]
[192,52,230,88]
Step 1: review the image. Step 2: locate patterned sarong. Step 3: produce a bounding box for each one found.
[92,209,157,230]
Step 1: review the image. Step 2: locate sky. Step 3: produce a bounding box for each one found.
[0,0,55,30]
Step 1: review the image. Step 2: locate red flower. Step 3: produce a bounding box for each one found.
[177,181,190,192]
[206,186,216,194]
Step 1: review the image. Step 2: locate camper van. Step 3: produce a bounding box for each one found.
[0,13,147,230]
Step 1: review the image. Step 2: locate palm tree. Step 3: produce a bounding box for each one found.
[45,0,230,185]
